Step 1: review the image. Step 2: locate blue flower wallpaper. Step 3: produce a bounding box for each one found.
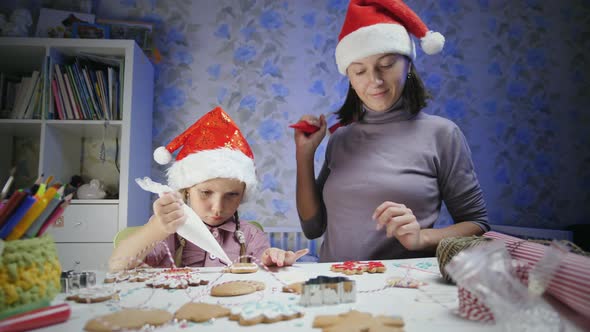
[8,0,587,231]
[94,0,590,231]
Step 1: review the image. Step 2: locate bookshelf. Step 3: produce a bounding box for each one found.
[0,37,154,270]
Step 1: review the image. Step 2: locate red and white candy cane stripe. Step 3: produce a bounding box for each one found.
[484,231,590,318]
[457,287,494,322]
[0,303,71,332]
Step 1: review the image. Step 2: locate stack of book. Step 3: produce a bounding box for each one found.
[51,54,121,120]
[0,53,121,120]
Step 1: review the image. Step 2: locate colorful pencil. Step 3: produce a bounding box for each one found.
[0,190,26,229]
[0,195,36,240]
[6,186,57,240]
[24,186,64,238]
[36,193,73,237]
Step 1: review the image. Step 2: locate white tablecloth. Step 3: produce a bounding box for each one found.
[37,257,587,331]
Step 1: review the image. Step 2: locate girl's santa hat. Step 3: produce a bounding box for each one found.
[335,0,445,75]
[153,106,257,201]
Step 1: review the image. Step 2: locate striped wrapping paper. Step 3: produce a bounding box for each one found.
[484,231,590,318]
[457,260,531,322]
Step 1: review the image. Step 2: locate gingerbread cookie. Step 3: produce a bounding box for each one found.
[313,310,404,332]
[229,301,304,326]
[210,280,265,297]
[330,261,386,275]
[175,302,231,322]
[224,262,259,274]
[84,308,173,332]
[66,286,119,303]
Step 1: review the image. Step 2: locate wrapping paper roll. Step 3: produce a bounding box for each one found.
[484,231,590,318]
[457,260,531,322]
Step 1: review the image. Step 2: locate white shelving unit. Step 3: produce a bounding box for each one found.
[0,37,154,270]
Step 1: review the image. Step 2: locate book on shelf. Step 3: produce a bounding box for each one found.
[61,71,81,120]
[50,78,65,119]
[0,74,20,117]
[53,64,73,119]
[12,71,40,119]
[49,55,121,120]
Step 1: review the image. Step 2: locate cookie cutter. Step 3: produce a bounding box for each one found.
[60,270,96,293]
[299,276,356,306]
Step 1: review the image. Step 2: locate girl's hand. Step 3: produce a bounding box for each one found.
[152,192,186,234]
[373,201,422,251]
[294,115,327,159]
[262,248,309,267]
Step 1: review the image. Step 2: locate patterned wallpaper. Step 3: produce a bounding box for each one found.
[15,0,588,230]
[92,0,590,230]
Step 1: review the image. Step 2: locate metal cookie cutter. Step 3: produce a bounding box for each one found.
[299,276,356,307]
[60,270,97,293]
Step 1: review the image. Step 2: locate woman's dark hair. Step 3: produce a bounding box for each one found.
[335,62,431,125]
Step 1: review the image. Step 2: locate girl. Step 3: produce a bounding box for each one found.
[110,107,307,271]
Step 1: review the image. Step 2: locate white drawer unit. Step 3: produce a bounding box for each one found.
[55,243,114,271]
[0,37,154,273]
[48,203,119,243]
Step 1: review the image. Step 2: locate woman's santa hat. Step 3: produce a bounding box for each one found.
[335,0,445,75]
[153,106,257,201]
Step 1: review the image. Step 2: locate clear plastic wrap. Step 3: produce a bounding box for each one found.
[445,240,564,331]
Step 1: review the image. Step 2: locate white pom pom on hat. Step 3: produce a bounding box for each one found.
[335,0,445,75]
[421,31,445,55]
[153,146,172,165]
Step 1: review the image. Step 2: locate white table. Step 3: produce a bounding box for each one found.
[37,257,587,331]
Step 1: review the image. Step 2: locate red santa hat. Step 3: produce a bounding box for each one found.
[335,0,445,75]
[153,106,257,201]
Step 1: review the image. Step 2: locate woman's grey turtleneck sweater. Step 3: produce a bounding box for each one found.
[300,99,489,262]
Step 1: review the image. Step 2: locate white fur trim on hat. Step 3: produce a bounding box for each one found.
[166,148,258,202]
[154,146,172,165]
[335,23,415,75]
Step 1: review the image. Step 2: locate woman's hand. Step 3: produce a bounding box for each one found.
[262,248,309,267]
[294,115,327,160]
[151,192,186,234]
[373,201,423,251]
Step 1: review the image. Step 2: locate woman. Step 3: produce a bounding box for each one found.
[294,0,489,262]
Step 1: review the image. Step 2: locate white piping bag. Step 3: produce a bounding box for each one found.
[135,177,232,265]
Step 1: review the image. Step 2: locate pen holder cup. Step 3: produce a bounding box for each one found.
[0,235,62,319]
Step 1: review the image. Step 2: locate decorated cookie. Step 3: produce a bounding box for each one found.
[175,302,231,322]
[104,270,153,283]
[387,277,426,289]
[84,308,173,332]
[66,286,119,303]
[330,261,386,275]
[229,301,304,326]
[146,272,208,289]
[313,310,404,332]
[162,267,196,274]
[224,262,259,274]
[210,280,265,297]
